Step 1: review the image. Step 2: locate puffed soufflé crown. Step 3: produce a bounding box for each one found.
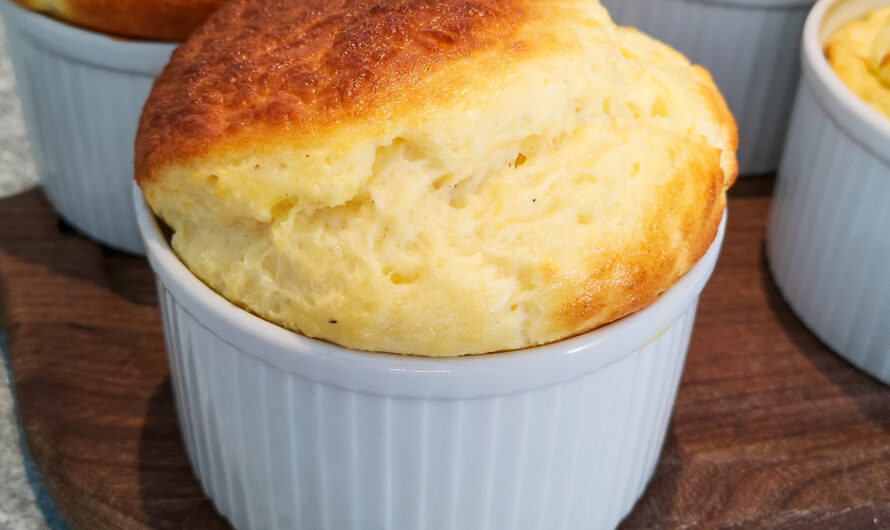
[825,6,890,120]
[137,0,738,356]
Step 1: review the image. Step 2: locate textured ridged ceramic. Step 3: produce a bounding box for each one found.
[0,0,175,254]
[135,185,726,530]
[767,0,890,384]
[601,0,816,176]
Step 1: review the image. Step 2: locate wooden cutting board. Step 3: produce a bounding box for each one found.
[1,179,889,529]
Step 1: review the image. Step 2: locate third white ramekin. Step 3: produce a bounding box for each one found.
[0,0,175,254]
[135,185,726,530]
[767,0,890,383]
[601,0,817,175]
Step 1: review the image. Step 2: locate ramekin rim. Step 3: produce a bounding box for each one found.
[0,0,177,74]
[801,0,890,165]
[135,184,724,396]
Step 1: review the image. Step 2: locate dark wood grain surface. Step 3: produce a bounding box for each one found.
[0,180,889,529]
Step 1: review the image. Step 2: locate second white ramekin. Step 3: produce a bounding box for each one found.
[0,0,175,254]
[601,0,817,175]
[767,0,890,383]
[135,185,726,530]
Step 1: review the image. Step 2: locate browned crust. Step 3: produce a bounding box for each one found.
[694,64,739,188]
[554,64,736,336]
[557,147,728,335]
[135,0,525,183]
[12,0,223,40]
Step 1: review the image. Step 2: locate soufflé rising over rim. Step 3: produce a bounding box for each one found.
[135,0,738,357]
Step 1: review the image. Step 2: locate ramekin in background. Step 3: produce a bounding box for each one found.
[601,0,816,175]
[135,185,726,530]
[0,0,175,255]
[767,0,890,384]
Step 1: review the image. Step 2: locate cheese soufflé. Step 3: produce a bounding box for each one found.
[826,5,890,120]
[136,0,738,356]
[11,0,224,39]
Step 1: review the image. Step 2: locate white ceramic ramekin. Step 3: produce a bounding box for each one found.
[767,0,890,384]
[135,185,726,530]
[0,0,175,254]
[601,0,816,175]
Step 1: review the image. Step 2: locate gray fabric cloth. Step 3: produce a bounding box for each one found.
[0,17,67,530]
[0,22,36,198]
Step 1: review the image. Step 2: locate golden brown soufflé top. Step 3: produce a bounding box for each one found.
[137,0,738,356]
[13,0,224,40]
[137,0,524,172]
